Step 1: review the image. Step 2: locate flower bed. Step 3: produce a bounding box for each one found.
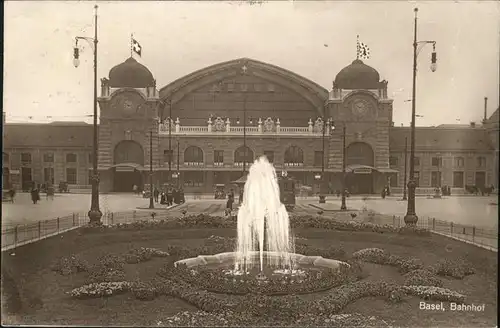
[429,259,475,279]
[352,248,423,273]
[50,255,90,276]
[156,310,392,327]
[69,281,130,299]
[81,214,430,236]
[403,269,443,287]
[125,247,170,264]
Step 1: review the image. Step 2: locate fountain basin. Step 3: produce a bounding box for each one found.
[173,251,351,295]
[175,251,349,270]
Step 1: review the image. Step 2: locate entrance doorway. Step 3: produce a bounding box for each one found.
[113,169,143,192]
[346,173,373,194]
[21,167,32,191]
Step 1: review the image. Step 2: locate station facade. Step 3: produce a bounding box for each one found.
[3,57,498,194]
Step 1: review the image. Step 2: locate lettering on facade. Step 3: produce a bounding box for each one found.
[353,168,372,174]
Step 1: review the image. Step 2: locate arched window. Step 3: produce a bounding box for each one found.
[184,146,204,165]
[284,145,304,166]
[2,152,9,166]
[346,142,374,166]
[234,146,254,166]
[114,140,144,165]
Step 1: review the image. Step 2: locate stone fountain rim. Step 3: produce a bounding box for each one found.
[174,251,350,270]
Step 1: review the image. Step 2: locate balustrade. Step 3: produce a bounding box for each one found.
[158,116,325,136]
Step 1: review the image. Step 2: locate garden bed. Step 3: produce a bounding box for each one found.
[1,214,497,327]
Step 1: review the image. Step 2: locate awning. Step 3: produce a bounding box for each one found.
[231,174,248,185]
[377,168,399,173]
[108,163,145,171]
[345,164,398,174]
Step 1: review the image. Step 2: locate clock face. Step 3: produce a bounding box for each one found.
[110,92,144,117]
[351,99,370,116]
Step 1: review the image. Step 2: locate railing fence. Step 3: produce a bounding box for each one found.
[2,210,497,252]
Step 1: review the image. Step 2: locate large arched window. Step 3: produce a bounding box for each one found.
[346,142,374,166]
[284,145,304,166]
[234,146,254,166]
[184,146,204,165]
[114,140,144,165]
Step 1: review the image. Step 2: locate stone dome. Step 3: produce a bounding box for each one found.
[108,57,155,88]
[334,59,380,90]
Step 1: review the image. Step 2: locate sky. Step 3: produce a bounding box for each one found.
[3,0,499,127]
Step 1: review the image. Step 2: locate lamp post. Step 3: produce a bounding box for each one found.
[236,109,251,175]
[319,117,334,203]
[149,129,154,209]
[403,137,408,200]
[73,5,101,225]
[404,7,437,225]
[165,100,173,186]
[176,138,180,189]
[340,125,347,211]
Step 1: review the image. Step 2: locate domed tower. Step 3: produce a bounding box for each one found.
[97,57,161,192]
[326,58,395,194]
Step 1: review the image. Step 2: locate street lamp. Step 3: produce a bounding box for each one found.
[165,100,173,186]
[236,113,252,176]
[404,7,437,226]
[73,5,101,225]
[403,137,408,200]
[319,117,334,203]
[176,138,180,189]
[149,129,154,209]
[340,124,347,211]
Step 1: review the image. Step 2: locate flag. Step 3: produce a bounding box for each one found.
[132,38,142,57]
[356,36,370,60]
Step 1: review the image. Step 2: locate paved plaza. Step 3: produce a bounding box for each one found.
[2,192,497,230]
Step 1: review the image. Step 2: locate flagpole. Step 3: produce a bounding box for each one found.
[130,33,133,58]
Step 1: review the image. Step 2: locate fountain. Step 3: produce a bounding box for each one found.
[174,156,350,295]
[234,156,295,274]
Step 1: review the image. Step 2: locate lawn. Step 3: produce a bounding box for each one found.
[1,215,497,327]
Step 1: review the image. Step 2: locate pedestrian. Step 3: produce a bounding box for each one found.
[160,191,166,205]
[239,189,243,204]
[166,188,173,206]
[381,188,386,199]
[154,187,160,203]
[226,193,234,216]
[173,188,180,204]
[8,188,16,203]
[31,187,40,204]
[133,184,138,195]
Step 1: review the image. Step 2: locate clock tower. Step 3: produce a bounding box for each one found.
[326,59,395,194]
[97,57,161,192]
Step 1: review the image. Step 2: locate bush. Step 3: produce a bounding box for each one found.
[431,259,475,279]
[130,280,157,301]
[69,281,130,299]
[50,255,90,276]
[404,269,443,287]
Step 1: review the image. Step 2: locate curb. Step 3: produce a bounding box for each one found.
[135,203,182,211]
[308,203,357,212]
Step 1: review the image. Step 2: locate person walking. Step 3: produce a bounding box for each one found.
[133,184,138,195]
[166,187,173,206]
[31,187,40,204]
[226,191,234,216]
[154,187,160,203]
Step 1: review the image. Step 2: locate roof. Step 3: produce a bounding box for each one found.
[389,126,494,152]
[334,59,381,90]
[159,57,329,114]
[109,57,155,88]
[487,107,499,124]
[3,123,94,148]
